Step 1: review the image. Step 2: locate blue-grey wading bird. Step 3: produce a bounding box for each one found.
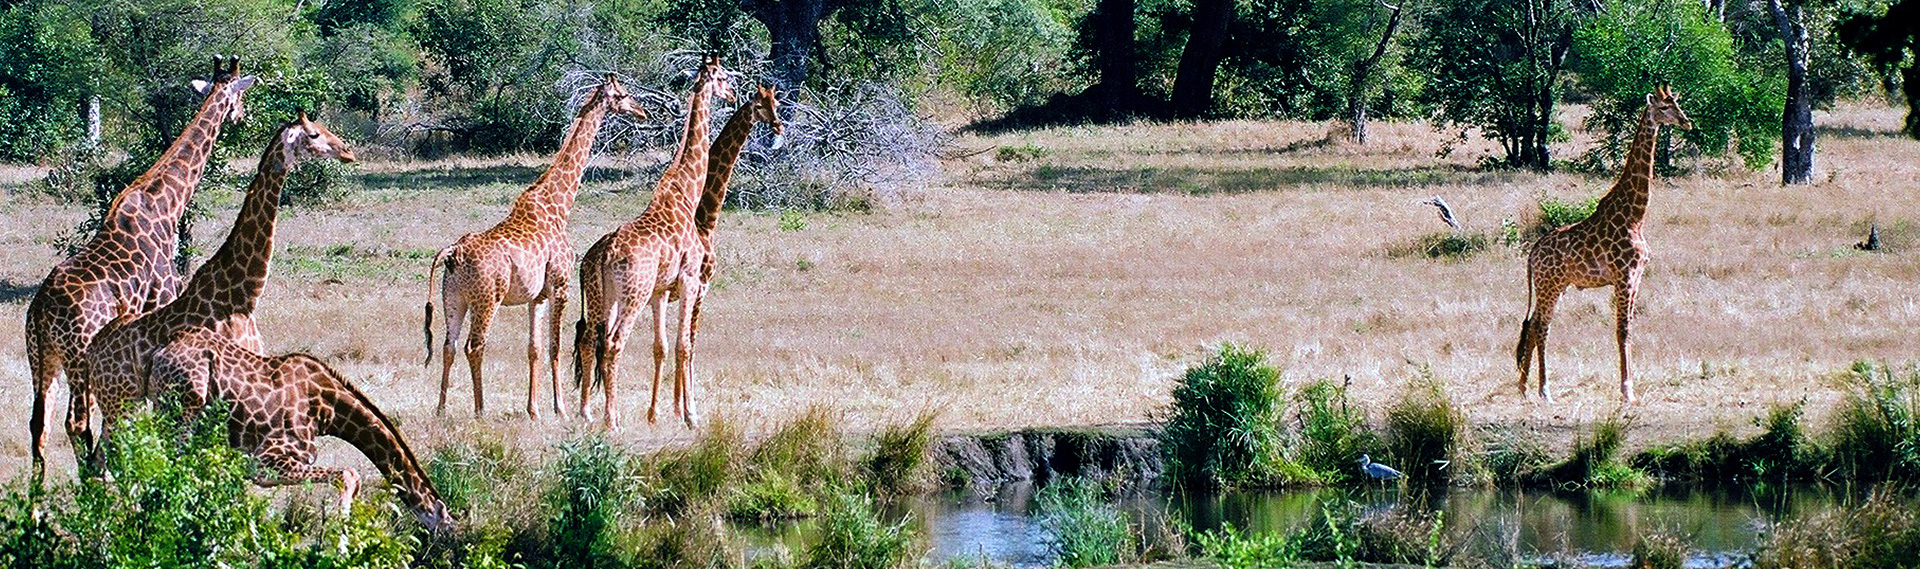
[1359,454,1403,480]
[1421,195,1460,230]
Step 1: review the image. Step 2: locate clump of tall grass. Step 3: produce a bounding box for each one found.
[1295,379,1381,485]
[1193,521,1297,569]
[1826,362,1920,482]
[1383,372,1468,486]
[548,435,642,569]
[864,412,938,497]
[1632,533,1689,569]
[729,408,848,521]
[1481,426,1552,485]
[650,419,746,514]
[628,500,745,569]
[1034,477,1136,568]
[1389,231,1491,261]
[1161,344,1289,488]
[1754,489,1920,569]
[1530,418,1648,489]
[1283,499,1454,566]
[799,492,918,569]
[427,431,534,523]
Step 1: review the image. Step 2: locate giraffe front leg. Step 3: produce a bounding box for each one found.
[254,443,360,512]
[674,283,705,429]
[1528,286,1565,404]
[602,298,644,430]
[1614,284,1637,405]
[547,262,571,418]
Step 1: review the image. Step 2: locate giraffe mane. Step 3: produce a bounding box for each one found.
[290,353,439,506]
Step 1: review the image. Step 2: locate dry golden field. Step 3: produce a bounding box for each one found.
[0,103,1915,479]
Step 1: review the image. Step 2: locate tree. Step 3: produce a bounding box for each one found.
[1838,0,1920,139]
[0,1,98,160]
[1572,0,1783,170]
[1769,0,1815,184]
[1084,0,1141,107]
[1415,0,1583,170]
[1170,0,1233,117]
[1348,0,1406,143]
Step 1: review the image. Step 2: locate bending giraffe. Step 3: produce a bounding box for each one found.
[422,74,646,420]
[574,56,734,428]
[24,56,256,478]
[1515,84,1692,404]
[80,114,355,470]
[107,327,450,532]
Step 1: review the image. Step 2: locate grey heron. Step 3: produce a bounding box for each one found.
[1359,454,1402,481]
[1421,196,1461,230]
[1856,223,1881,251]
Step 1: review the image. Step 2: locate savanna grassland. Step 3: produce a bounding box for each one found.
[0,103,1916,481]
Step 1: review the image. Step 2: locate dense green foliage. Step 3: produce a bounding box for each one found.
[1161,344,1287,487]
[1033,477,1135,567]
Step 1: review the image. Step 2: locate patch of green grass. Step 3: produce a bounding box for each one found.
[650,419,745,514]
[799,492,917,569]
[427,432,534,523]
[1390,231,1491,261]
[1162,344,1285,488]
[1531,418,1648,490]
[1194,520,1299,569]
[1034,477,1136,568]
[995,144,1050,162]
[779,210,808,232]
[548,435,641,569]
[726,471,817,522]
[1634,402,1821,484]
[864,412,937,497]
[1294,379,1381,485]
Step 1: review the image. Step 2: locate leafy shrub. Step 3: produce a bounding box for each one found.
[1034,477,1135,568]
[1294,379,1380,484]
[282,160,357,207]
[1194,521,1298,569]
[1383,373,1466,486]
[799,492,916,569]
[864,412,937,497]
[1162,344,1286,488]
[1537,194,1598,233]
[547,435,639,569]
[1391,231,1490,261]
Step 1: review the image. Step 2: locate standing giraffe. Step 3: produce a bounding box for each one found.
[422,74,646,420]
[104,327,450,532]
[574,56,734,428]
[80,115,355,469]
[23,56,256,478]
[1515,84,1692,404]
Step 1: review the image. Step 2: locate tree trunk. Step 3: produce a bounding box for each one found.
[1903,63,1920,140]
[86,95,101,145]
[1348,2,1404,144]
[1170,0,1233,118]
[1087,0,1139,109]
[746,0,832,121]
[1770,0,1815,184]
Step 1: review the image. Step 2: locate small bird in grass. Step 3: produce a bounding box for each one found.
[1359,454,1403,481]
[1421,195,1461,230]
[1855,223,1881,252]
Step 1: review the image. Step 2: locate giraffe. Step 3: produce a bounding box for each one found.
[574,56,735,428]
[1514,84,1692,404]
[102,327,450,532]
[422,73,646,420]
[79,114,356,469]
[24,55,256,479]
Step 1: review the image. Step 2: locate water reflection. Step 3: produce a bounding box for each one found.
[735,484,1859,568]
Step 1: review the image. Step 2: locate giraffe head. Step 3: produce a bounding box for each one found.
[189,55,259,124]
[281,112,357,165]
[1647,84,1693,131]
[749,84,785,149]
[691,54,736,104]
[587,73,648,120]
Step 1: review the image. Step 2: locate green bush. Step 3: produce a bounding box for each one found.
[1393,231,1490,261]
[1194,521,1298,569]
[282,160,358,207]
[1162,344,1286,488]
[799,492,916,569]
[1294,379,1380,485]
[1633,402,1821,484]
[864,412,937,497]
[1383,374,1466,486]
[1537,194,1599,232]
[0,405,415,569]
[426,432,532,521]
[1532,418,1648,489]
[726,471,817,522]
[1034,477,1135,568]
[548,435,639,569]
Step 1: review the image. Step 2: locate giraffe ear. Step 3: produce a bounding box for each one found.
[191,78,213,95]
[229,75,259,93]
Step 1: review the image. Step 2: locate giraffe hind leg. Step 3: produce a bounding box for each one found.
[437,299,470,416]
[465,300,500,417]
[1614,285,1637,405]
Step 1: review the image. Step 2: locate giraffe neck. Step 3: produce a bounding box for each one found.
[652,79,718,216]
[313,361,441,517]
[167,136,294,322]
[509,104,610,228]
[112,91,235,225]
[1597,105,1660,228]
[695,104,761,235]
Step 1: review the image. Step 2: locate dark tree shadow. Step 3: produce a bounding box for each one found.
[1815,125,1907,139]
[985,164,1511,194]
[0,279,39,304]
[965,91,1172,134]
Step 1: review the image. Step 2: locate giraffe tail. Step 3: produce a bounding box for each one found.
[423,245,455,367]
[1515,258,1538,375]
[573,318,592,394]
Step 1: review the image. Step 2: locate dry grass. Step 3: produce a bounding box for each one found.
[0,103,1916,480]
